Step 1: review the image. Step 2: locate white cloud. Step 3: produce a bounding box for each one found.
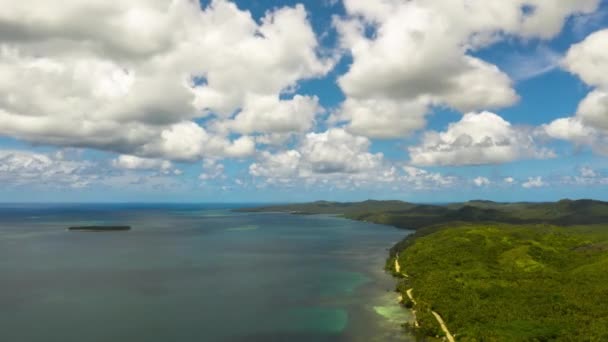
[1,0,605,194]
[542,117,598,144]
[250,150,303,180]
[473,177,491,187]
[576,89,608,131]
[563,29,608,88]
[228,95,320,134]
[332,97,428,139]
[250,128,384,179]
[544,29,608,154]
[332,0,598,138]
[249,128,459,190]
[0,149,190,191]
[522,176,546,188]
[0,0,332,161]
[254,133,297,147]
[112,155,179,175]
[564,29,608,132]
[580,166,597,178]
[199,159,226,181]
[504,177,516,184]
[132,121,255,161]
[223,136,257,159]
[0,149,94,188]
[402,166,456,189]
[300,129,383,174]
[409,112,553,166]
[563,166,608,185]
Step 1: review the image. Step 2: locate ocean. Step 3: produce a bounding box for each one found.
[0,204,415,341]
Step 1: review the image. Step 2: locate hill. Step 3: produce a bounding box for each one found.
[242,199,608,340]
[390,223,608,340]
[239,199,608,229]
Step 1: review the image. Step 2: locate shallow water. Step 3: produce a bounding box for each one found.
[0,204,415,341]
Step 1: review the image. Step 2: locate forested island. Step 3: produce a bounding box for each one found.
[241,199,608,340]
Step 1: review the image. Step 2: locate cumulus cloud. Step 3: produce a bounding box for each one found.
[199,159,226,181]
[0,149,189,191]
[332,98,428,139]
[249,128,458,190]
[473,177,491,187]
[544,29,608,154]
[409,112,553,166]
[0,149,94,188]
[401,166,457,190]
[0,0,332,161]
[542,117,598,144]
[300,129,384,174]
[112,155,179,175]
[250,128,384,179]
[332,0,598,138]
[130,121,255,161]
[228,95,321,134]
[1,0,604,195]
[562,166,608,185]
[564,29,608,132]
[576,89,608,131]
[580,166,597,178]
[251,129,375,183]
[563,29,608,88]
[522,176,546,188]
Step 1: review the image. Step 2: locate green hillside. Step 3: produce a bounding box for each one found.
[390,223,608,341]
[240,199,608,229]
[243,199,608,340]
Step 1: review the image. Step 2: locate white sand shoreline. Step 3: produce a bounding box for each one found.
[394,256,455,342]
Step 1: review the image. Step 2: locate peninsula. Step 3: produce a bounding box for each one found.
[242,199,608,340]
[238,199,608,229]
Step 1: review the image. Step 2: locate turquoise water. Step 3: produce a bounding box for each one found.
[0,204,415,341]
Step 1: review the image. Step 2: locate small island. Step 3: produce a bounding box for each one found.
[68,226,131,232]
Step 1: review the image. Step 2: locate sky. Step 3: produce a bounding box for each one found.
[1,0,608,203]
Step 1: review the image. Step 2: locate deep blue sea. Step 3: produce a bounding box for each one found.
[0,204,415,341]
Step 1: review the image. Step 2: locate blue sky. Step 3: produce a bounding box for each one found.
[1,0,608,202]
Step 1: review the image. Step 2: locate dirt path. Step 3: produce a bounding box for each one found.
[406,288,416,305]
[405,288,419,328]
[394,254,408,277]
[432,311,456,342]
[395,257,455,341]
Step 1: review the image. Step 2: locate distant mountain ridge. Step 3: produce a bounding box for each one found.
[238,199,608,229]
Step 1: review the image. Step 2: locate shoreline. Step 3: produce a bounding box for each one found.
[394,257,455,341]
[237,202,608,340]
[240,208,442,339]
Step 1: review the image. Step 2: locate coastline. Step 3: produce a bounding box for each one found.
[242,210,442,338]
[244,210,444,339]
[238,201,608,340]
[393,257,455,342]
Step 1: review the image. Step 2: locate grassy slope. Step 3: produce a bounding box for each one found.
[392,223,608,341]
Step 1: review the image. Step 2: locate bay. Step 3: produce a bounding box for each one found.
[0,204,415,341]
